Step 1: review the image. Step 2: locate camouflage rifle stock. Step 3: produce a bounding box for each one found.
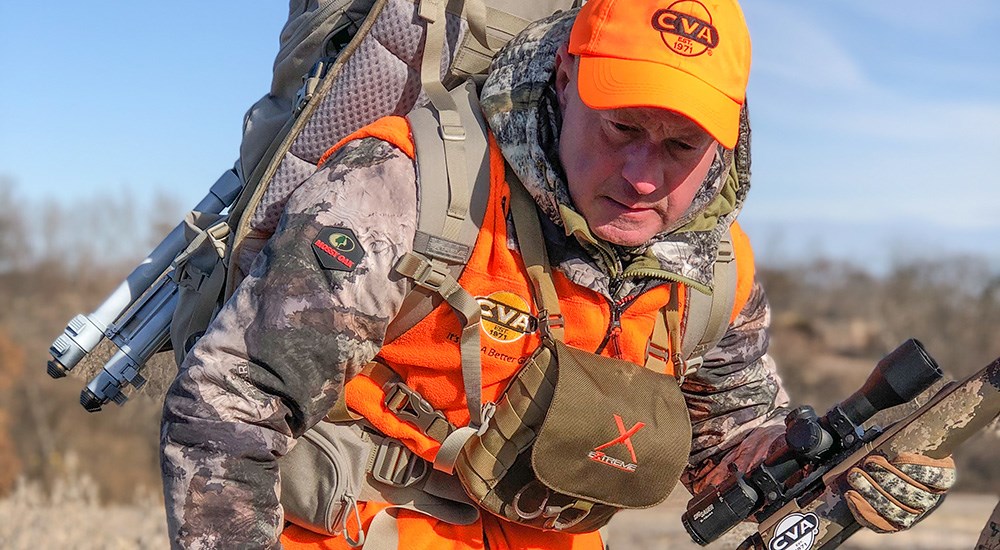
[682,339,1000,550]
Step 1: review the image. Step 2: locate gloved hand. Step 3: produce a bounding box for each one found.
[844,452,956,533]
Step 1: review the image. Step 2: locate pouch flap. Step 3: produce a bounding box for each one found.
[531,340,692,509]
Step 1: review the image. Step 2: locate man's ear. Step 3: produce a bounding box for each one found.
[554,44,574,110]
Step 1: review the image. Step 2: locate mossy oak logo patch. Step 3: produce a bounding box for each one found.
[652,0,719,57]
[312,227,365,271]
[477,291,536,342]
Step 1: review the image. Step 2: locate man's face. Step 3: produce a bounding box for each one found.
[555,50,718,247]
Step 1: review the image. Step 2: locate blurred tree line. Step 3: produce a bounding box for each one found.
[0,177,996,505]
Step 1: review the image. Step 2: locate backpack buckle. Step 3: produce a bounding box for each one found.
[646,340,669,365]
[410,260,451,293]
[538,310,564,340]
[678,356,703,386]
[384,382,452,439]
[370,437,428,488]
[293,58,332,116]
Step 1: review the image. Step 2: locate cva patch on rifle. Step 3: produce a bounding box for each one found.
[769,512,819,550]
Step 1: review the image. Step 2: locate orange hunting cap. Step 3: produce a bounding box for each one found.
[569,0,751,149]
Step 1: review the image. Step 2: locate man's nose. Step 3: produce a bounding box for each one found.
[621,143,664,196]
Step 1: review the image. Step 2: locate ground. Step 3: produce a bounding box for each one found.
[1,480,994,549]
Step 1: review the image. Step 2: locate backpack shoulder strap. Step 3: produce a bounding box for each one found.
[387,79,493,472]
[645,227,742,382]
[386,79,491,343]
[681,234,738,363]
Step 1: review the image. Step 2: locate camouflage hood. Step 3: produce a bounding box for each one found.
[480,10,752,296]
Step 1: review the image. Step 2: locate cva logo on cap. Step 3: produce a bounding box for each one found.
[652,0,719,57]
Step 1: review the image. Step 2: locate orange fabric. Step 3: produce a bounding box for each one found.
[347,133,676,463]
[280,501,603,550]
[729,221,755,324]
[317,116,415,168]
[290,119,756,549]
[568,0,751,148]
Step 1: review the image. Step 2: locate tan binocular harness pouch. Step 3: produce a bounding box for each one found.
[450,177,693,533]
[456,338,692,532]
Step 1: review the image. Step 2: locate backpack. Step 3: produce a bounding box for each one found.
[46,0,741,540]
[47,0,581,408]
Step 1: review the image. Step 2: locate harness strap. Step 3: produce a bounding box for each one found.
[684,236,736,361]
[506,171,566,342]
[392,255,483,442]
[664,285,691,384]
[417,0,470,243]
[677,235,737,379]
[384,80,491,464]
[353,428,480,549]
[648,234,738,383]
[644,299,673,375]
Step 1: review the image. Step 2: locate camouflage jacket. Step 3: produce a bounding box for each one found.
[160,10,788,549]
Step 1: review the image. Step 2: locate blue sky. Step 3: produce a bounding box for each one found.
[1,1,998,268]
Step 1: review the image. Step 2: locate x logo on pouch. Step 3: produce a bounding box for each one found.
[587,414,645,473]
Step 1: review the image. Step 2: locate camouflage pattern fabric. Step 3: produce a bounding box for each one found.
[844,452,956,533]
[161,138,419,548]
[680,282,789,493]
[160,9,786,549]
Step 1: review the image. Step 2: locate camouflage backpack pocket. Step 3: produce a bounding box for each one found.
[168,211,230,366]
[279,421,370,539]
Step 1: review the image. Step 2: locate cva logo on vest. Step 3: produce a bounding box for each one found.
[478,291,537,343]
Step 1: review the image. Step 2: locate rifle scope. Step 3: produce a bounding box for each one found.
[682,339,942,546]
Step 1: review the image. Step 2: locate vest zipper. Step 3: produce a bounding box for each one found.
[596,277,635,357]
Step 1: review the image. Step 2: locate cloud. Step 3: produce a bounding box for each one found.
[740,0,1000,237]
[744,1,871,93]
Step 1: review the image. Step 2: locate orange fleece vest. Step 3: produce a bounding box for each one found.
[336,116,755,464]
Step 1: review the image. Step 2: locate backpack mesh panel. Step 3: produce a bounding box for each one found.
[247,0,466,238]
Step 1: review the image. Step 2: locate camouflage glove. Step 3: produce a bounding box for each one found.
[844,452,956,533]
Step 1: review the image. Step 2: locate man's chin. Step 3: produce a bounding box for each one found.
[591,224,654,248]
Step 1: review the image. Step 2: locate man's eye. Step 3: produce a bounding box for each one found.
[669,139,696,151]
[609,121,640,134]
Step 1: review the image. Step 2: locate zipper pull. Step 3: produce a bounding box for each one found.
[609,324,623,358]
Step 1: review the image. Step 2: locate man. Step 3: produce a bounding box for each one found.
[160,0,955,548]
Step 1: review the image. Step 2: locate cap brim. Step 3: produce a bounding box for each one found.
[575,55,741,149]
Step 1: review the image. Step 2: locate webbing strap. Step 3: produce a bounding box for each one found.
[485,7,530,42]
[463,0,490,51]
[417,0,469,242]
[360,509,399,550]
[506,174,565,342]
[432,425,479,474]
[650,234,738,384]
[664,285,690,383]
[681,236,737,361]
[392,254,483,437]
[644,303,672,375]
